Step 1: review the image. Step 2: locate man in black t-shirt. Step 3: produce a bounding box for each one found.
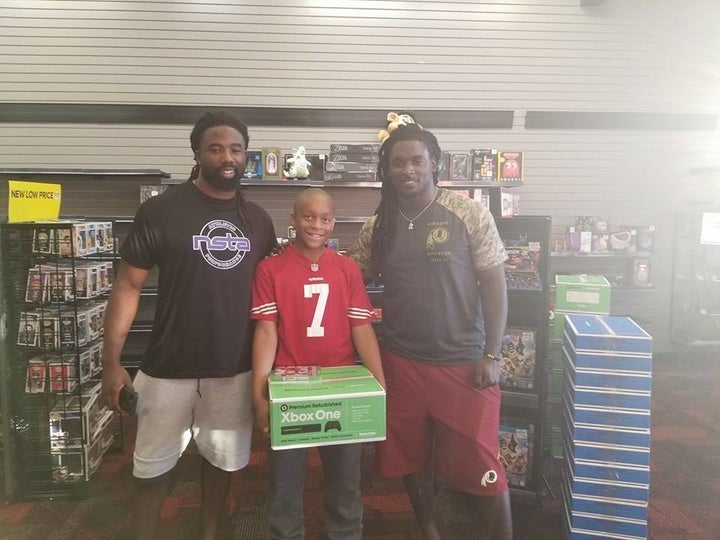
[102,111,277,540]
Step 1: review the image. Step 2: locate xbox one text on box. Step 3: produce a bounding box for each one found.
[268,365,386,450]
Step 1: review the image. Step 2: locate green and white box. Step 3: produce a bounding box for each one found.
[268,365,386,450]
[555,275,611,315]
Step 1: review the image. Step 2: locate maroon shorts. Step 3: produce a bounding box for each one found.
[375,348,508,496]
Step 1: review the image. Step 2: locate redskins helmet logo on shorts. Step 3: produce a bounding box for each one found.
[481,469,498,487]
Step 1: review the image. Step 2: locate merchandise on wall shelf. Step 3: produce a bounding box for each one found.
[326,143,379,182]
[497,151,524,183]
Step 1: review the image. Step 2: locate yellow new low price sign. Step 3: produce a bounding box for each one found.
[7,180,62,223]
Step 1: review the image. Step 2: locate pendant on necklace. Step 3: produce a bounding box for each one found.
[311,263,319,272]
[408,222,414,230]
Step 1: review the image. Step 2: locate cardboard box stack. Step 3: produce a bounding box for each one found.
[325,144,380,182]
[561,314,652,540]
[546,275,612,459]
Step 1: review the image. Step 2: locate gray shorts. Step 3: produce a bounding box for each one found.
[132,370,253,479]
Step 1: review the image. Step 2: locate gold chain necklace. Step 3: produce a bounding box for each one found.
[398,191,437,230]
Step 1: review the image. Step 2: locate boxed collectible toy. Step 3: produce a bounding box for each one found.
[325,160,376,173]
[324,171,377,182]
[327,152,379,163]
[284,153,326,181]
[49,383,111,449]
[268,365,385,450]
[448,152,470,181]
[48,360,77,393]
[329,143,381,154]
[243,151,263,178]
[51,414,115,482]
[497,151,524,182]
[471,148,498,182]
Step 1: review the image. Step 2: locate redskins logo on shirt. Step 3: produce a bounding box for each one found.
[425,226,451,264]
[426,226,449,250]
[481,469,498,487]
[192,219,251,270]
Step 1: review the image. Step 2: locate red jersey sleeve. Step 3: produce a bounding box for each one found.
[250,259,278,321]
[345,258,375,327]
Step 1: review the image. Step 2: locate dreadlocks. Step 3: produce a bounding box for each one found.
[188,111,252,225]
[370,123,442,280]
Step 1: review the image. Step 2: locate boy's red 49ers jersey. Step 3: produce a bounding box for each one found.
[250,244,374,367]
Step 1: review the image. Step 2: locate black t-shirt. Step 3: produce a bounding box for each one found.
[120,182,277,378]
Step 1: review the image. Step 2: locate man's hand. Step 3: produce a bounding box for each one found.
[102,363,133,413]
[473,356,500,390]
[254,397,271,438]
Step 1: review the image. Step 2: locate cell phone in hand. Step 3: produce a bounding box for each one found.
[119,385,138,415]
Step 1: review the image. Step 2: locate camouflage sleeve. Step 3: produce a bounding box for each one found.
[439,190,506,274]
[347,215,376,275]
[468,203,507,273]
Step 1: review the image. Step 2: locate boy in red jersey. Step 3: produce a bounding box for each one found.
[251,188,385,540]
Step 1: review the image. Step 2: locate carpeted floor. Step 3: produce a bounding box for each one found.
[0,353,718,539]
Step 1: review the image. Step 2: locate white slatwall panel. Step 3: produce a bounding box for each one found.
[1,0,719,111]
[2,0,720,352]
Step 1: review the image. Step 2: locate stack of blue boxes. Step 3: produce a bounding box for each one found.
[561,314,653,540]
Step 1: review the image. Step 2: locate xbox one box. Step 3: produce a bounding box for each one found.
[268,365,386,450]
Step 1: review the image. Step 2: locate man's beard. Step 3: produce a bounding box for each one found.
[203,165,242,192]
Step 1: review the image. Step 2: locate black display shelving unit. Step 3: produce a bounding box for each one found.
[495,215,552,503]
[0,221,116,499]
[671,210,720,352]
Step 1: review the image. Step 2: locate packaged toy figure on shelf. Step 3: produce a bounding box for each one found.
[471,148,498,182]
[262,146,283,180]
[618,224,654,253]
[500,328,537,389]
[17,311,39,347]
[437,151,450,182]
[26,357,47,393]
[610,229,637,252]
[324,171,377,182]
[498,151,524,182]
[448,151,471,181]
[632,259,652,287]
[243,150,263,179]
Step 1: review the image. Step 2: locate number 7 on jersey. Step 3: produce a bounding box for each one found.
[304,283,329,337]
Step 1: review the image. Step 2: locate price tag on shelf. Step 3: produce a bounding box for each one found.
[7,180,62,223]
